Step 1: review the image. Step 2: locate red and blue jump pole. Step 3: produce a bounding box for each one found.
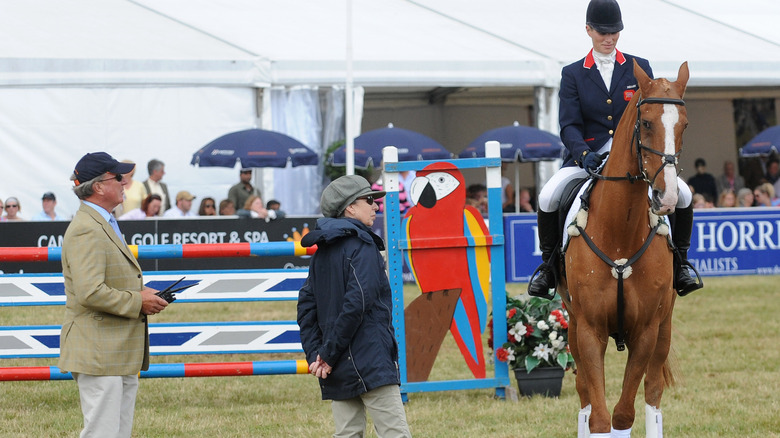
[0,242,316,262]
[0,360,310,381]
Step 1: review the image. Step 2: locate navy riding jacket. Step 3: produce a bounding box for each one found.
[297,217,400,400]
[559,49,653,168]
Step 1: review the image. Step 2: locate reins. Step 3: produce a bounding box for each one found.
[576,95,685,351]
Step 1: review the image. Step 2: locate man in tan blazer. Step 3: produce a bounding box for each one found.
[59,152,169,438]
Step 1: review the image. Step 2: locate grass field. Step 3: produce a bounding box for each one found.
[1,276,779,437]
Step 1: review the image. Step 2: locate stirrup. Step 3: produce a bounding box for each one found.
[675,260,703,297]
[527,264,556,300]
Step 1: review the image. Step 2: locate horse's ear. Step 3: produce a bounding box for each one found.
[674,61,690,97]
[633,59,652,91]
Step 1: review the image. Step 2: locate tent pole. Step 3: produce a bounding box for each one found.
[344,0,355,176]
[534,86,561,203]
[515,163,520,213]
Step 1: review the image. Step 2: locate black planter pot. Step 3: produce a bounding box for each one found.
[513,366,565,397]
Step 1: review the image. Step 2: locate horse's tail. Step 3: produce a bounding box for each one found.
[663,345,682,387]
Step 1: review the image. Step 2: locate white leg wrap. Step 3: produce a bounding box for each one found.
[578,404,591,438]
[589,434,611,438]
[610,427,632,437]
[645,404,663,438]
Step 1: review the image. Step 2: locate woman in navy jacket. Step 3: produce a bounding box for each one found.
[528,0,701,298]
[297,175,411,438]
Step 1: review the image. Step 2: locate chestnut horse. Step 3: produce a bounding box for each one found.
[559,61,689,437]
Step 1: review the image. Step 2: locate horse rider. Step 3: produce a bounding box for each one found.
[528,0,703,298]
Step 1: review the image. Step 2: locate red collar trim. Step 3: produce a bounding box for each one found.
[584,49,596,69]
[583,49,626,69]
[616,49,626,64]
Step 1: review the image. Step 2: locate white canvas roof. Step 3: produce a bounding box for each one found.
[131,0,780,88]
[0,0,266,86]
[5,0,778,89]
[132,0,557,87]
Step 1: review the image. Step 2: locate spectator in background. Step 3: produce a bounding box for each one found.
[466,183,488,215]
[716,189,737,208]
[116,160,146,217]
[517,188,535,212]
[692,193,709,209]
[163,191,197,217]
[142,159,170,215]
[753,182,779,207]
[3,197,24,221]
[198,197,217,216]
[737,187,755,207]
[219,199,236,216]
[371,176,410,216]
[266,199,286,219]
[687,158,718,202]
[32,192,67,220]
[398,170,416,206]
[227,168,261,213]
[765,157,780,196]
[0,198,5,221]
[119,194,162,220]
[237,195,277,221]
[501,163,515,211]
[740,155,768,191]
[715,160,745,195]
[502,188,516,212]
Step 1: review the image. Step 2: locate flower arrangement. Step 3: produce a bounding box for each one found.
[492,293,575,373]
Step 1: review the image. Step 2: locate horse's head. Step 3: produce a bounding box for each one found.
[633,61,689,215]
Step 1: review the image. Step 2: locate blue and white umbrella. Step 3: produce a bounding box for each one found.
[460,122,563,213]
[458,122,563,162]
[740,125,780,158]
[330,124,451,169]
[191,128,318,168]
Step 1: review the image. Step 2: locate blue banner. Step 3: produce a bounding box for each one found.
[505,208,780,282]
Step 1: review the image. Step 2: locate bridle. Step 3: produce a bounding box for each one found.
[633,96,686,185]
[588,96,686,186]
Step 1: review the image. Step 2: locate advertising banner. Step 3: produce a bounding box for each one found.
[0,217,318,274]
[504,208,780,282]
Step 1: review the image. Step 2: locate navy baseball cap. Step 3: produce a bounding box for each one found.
[73,152,135,185]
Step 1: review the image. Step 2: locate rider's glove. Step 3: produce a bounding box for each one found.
[580,151,606,172]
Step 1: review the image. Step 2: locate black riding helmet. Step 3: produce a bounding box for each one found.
[586,0,624,33]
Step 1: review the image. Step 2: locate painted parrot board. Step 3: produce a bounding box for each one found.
[403,162,491,378]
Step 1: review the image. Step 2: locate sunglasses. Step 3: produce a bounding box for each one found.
[358,195,374,205]
[4,204,18,209]
[97,173,124,183]
[204,204,215,208]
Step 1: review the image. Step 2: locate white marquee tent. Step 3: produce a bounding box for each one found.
[1,0,779,218]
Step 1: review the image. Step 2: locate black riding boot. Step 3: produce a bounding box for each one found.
[671,205,703,296]
[527,210,560,299]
